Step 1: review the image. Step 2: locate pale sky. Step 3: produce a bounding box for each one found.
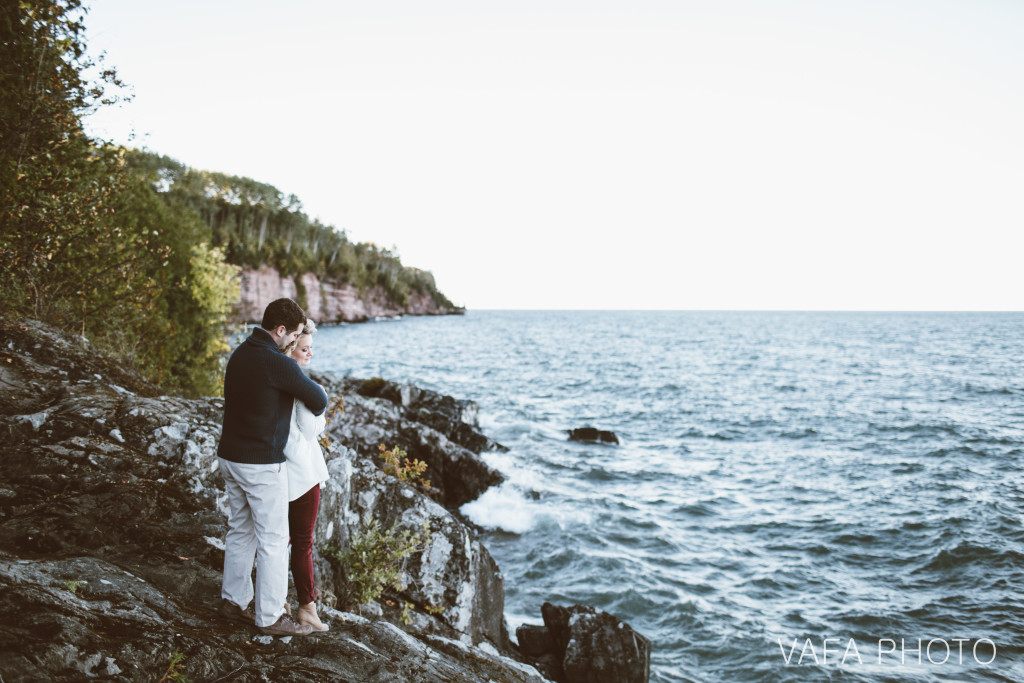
[84,0,1024,310]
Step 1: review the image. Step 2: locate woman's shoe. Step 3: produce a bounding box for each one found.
[296,602,329,631]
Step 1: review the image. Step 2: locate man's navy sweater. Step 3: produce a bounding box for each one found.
[217,327,328,465]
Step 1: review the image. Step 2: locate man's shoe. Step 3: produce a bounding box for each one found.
[257,614,314,637]
[218,599,255,625]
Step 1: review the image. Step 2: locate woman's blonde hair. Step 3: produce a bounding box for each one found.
[282,318,317,356]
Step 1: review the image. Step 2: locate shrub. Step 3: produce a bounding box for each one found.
[378,444,431,493]
[158,650,188,683]
[323,517,431,608]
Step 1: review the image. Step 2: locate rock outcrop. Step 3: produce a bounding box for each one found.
[331,376,507,509]
[0,318,650,683]
[0,551,544,682]
[235,265,464,324]
[0,319,538,682]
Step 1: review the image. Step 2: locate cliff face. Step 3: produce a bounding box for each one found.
[235,266,463,324]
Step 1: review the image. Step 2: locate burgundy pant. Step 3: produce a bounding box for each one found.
[288,484,320,605]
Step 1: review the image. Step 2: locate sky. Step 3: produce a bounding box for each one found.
[83,0,1024,310]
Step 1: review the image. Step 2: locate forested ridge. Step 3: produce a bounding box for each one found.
[0,0,455,396]
[127,150,456,313]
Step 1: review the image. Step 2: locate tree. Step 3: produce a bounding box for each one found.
[0,0,139,331]
[0,1,240,397]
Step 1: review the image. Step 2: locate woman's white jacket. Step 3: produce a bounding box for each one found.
[283,397,329,501]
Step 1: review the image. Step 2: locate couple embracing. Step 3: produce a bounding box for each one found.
[216,298,331,636]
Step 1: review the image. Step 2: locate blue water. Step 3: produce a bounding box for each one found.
[314,311,1024,682]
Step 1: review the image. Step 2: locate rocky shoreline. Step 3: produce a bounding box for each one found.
[0,319,648,682]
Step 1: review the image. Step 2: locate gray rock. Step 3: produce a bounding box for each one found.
[319,375,506,509]
[539,602,651,683]
[316,448,509,651]
[516,624,555,657]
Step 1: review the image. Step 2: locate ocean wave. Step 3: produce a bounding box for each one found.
[967,436,1020,447]
[924,446,990,459]
[708,431,741,441]
[962,382,1020,396]
[765,542,832,556]
[674,501,719,517]
[866,422,963,438]
[460,484,538,534]
[832,532,878,545]
[915,542,1024,574]
[581,465,623,482]
[835,609,913,634]
[778,427,818,439]
[486,418,553,444]
[840,550,920,569]
[891,462,926,474]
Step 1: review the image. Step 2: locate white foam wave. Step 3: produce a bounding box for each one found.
[460,483,537,534]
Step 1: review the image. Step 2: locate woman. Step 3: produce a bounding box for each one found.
[281,319,330,631]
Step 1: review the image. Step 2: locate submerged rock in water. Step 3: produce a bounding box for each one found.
[567,427,620,445]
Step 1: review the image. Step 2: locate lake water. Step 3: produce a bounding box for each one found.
[314,310,1024,682]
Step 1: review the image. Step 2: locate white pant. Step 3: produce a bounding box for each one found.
[219,459,289,627]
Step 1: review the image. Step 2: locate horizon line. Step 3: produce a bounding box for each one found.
[455,308,1024,314]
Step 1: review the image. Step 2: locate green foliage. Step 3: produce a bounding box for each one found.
[1,0,133,327]
[323,518,431,608]
[158,650,188,683]
[61,580,83,594]
[293,275,308,312]
[124,149,458,311]
[104,172,241,396]
[0,2,239,397]
[172,242,241,395]
[378,443,431,492]
[400,600,414,625]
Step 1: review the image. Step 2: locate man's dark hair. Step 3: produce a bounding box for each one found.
[261,298,306,333]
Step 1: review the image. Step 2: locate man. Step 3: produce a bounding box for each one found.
[216,298,328,636]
